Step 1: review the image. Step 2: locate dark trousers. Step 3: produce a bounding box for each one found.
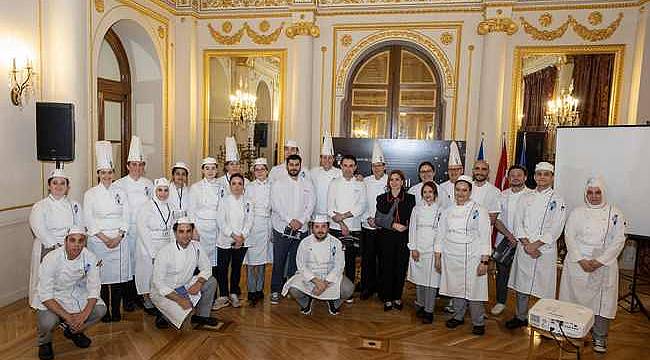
[100,283,125,317]
[271,230,304,293]
[360,227,381,295]
[378,230,409,302]
[216,247,248,296]
[124,279,140,307]
[329,229,360,287]
[495,260,512,305]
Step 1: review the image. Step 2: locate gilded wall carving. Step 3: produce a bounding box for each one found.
[208,21,285,45]
[477,17,518,35]
[520,12,624,42]
[570,12,623,42]
[202,0,289,9]
[521,17,571,41]
[286,20,320,38]
[95,0,105,13]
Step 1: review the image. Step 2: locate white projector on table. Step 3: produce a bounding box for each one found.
[528,299,594,338]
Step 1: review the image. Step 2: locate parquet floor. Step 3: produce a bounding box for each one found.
[1,267,648,360]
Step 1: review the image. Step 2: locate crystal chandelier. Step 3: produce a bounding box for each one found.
[229,89,257,128]
[544,84,580,129]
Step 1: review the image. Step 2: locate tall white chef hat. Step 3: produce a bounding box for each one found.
[371,141,385,164]
[584,176,608,208]
[321,131,334,156]
[95,141,114,171]
[448,141,463,168]
[535,162,554,173]
[127,136,145,163]
[225,136,240,163]
[201,157,218,167]
[48,168,69,180]
[66,226,87,238]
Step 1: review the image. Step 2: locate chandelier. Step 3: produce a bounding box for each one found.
[229,89,257,128]
[544,85,580,129]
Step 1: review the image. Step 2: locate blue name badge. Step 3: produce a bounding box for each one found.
[175,286,190,300]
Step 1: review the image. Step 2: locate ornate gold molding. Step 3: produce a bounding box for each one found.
[208,21,285,45]
[539,13,552,27]
[520,16,571,41]
[569,12,624,42]
[340,34,352,47]
[208,23,245,44]
[477,17,518,35]
[222,21,233,33]
[285,20,320,38]
[202,0,289,9]
[440,32,453,45]
[95,0,105,13]
[244,22,285,44]
[588,11,603,25]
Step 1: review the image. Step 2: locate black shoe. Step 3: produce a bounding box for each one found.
[472,325,485,335]
[248,292,258,307]
[383,301,393,311]
[445,318,465,329]
[393,300,403,310]
[111,313,121,322]
[191,315,219,327]
[155,315,169,329]
[38,343,54,360]
[422,312,434,324]
[327,301,340,315]
[101,313,112,323]
[257,291,264,300]
[63,328,92,348]
[143,306,159,316]
[123,302,136,312]
[415,305,425,318]
[505,317,528,329]
[300,297,313,315]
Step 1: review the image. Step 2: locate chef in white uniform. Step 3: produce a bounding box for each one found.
[506,162,567,329]
[282,215,354,316]
[359,142,388,300]
[470,160,502,224]
[113,136,153,311]
[269,139,310,183]
[35,226,106,360]
[216,137,249,198]
[135,178,175,314]
[439,141,464,209]
[29,169,83,309]
[408,161,447,206]
[559,177,625,353]
[244,158,272,306]
[310,132,342,218]
[169,162,191,219]
[435,175,491,335]
[407,181,443,324]
[188,157,221,286]
[83,141,130,323]
[151,217,219,329]
[214,173,253,309]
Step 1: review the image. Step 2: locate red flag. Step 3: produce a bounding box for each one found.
[492,136,508,247]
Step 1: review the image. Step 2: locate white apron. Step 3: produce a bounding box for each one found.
[282,235,344,300]
[559,205,625,319]
[437,201,491,301]
[135,200,175,294]
[189,179,221,267]
[28,195,83,308]
[244,179,273,265]
[84,184,132,284]
[151,276,201,329]
[407,203,442,288]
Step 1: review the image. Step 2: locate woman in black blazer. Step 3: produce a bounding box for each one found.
[376,170,416,311]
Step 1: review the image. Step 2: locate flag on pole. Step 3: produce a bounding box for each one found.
[476,135,485,161]
[495,135,509,190]
[517,132,527,167]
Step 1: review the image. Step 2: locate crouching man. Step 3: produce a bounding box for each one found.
[151,217,218,329]
[36,226,107,360]
[282,215,354,315]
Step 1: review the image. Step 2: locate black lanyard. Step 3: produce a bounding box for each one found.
[175,185,184,209]
[153,200,171,230]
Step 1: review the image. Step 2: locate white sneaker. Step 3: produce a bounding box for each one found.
[491,303,506,315]
[270,292,281,305]
[345,297,354,304]
[593,338,607,353]
[230,294,241,308]
[212,296,230,311]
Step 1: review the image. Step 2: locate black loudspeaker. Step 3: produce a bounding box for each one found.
[36,102,75,161]
[254,123,268,148]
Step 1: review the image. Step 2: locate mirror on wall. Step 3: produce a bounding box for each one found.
[511,45,624,162]
[204,50,285,175]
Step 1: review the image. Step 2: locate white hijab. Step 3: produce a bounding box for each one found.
[583,176,607,209]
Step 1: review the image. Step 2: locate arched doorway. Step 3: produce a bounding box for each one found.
[342,43,445,140]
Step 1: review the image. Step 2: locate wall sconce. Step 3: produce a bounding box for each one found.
[10,57,34,107]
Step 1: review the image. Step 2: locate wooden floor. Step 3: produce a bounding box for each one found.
[1,268,648,360]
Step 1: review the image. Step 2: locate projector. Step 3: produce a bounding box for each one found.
[528,299,594,338]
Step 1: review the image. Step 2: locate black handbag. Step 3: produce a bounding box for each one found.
[492,239,516,266]
[375,200,398,229]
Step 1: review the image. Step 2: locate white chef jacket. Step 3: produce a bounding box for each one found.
[408,181,448,208]
[559,205,625,319]
[216,194,254,249]
[310,166,342,217]
[216,174,249,199]
[282,234,344,300]
[407,202,443,288]
[189,178,221,266]
[508,187,567,299]
[168,182,190,219]
[327,176,367,231]
[362,174,388,230]
[270,174,315,233]
[495,187,534,247]
[435,201,491,301]
[37,247,104,313]
[135,198,175,294]
[29,195,84,308]
[471,181,502,214]
[439,180,455,209]
[83,183,131,284]
[114,175,153,272]
[244,179,273,265]
[151,240,211,328]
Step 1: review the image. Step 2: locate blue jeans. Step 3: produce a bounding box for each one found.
[271,229,305,293]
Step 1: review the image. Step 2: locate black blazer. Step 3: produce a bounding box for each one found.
[375,190,416,227]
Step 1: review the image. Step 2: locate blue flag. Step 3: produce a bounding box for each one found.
[476,137,485,161]
[517,132,527,167]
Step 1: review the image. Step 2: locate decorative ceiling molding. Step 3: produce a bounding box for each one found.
[519,12,624,42]
[207,21,286,44]
[520,16,571,41]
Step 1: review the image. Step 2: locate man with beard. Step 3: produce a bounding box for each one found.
[269,154,315,304]
[470,160,502,225]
